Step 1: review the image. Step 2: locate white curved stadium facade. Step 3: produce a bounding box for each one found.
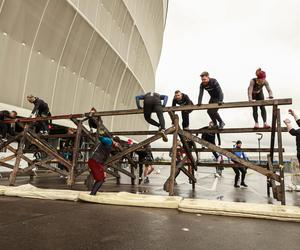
[0,0,168,132]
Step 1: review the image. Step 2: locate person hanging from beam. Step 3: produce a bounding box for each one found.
[198,71,225,129]
[172,90,193,130]
[0,110,18,140]
[284,109,300,164]
[136,144,155,184]
[201,121,223,177]
[88,135,120,195]
[27,95,51,135]
[231,140,248,188]
[135,92,168,142]
[248,68,273,129]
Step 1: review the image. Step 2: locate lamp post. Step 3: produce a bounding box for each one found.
[256,133,263,164]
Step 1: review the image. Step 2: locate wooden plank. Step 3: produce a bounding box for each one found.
[8,126,28,185]
[148,148,285,153]
[6,145,35,165]
[0,134,22,151]
[25,132,72,170]
[0,154,16,162]
[71,118,96,144]
[169,114,179,196]
[105,126,176,166]
[112,127,288,136]
[68,121,83,186]
[276,108,286,205]
[178,130,281,182]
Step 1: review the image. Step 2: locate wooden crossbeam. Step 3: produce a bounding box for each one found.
[112,127,288,136]
[105,126,175,166]
[178,130,281,182]
[147,148,285,153]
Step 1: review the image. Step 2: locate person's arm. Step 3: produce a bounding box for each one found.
[264,81,273,99]
[284,119,300,136]
[217,133,221,146]
[172,97,176,107]
[198,85,204,105]
[248,80,255,101]
[213,80,223,102]
[31,100,41,116]
[135,95,144,109]
[160,95,168,107]
[185,94,193,105]
[289,109,300,127]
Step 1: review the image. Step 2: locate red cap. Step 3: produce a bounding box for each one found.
[127,138,133,145]
[257,71,266,80]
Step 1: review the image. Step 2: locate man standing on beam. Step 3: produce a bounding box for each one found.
[136,92,168,142]
[198,71,225,129]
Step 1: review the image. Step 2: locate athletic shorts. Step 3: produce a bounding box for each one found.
[88,159,106,182]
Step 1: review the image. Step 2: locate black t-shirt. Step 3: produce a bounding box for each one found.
[172,93,193,106]
[198,78,223,104]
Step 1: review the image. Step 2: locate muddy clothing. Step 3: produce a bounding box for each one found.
[136,92,168,129]
[172,93,193,129]
[289,119,300,162]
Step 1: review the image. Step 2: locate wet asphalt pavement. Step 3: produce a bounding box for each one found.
[1,167,300,249]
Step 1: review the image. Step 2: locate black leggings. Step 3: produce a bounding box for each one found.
[232,167,247,185]
[143,96,165,129]
[181,111,190,129]
[207,98,223,125]
[252,92,266,123]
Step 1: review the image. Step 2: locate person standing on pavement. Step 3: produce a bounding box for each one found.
[198,71,225,129]
[172,90,193,130]
[231,140,248,188]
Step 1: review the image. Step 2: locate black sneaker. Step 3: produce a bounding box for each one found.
[144,177,149,183]
[241,182,248,187]
[234,184,240,188]
[160,129,168,142]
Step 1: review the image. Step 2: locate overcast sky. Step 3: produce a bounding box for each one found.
[153,0,300,157]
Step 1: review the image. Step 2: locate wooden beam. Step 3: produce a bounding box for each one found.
[9,126,28,185]
[112,127,288,136]
[6,145,35,165]
[178,130,281,182]
[148,148,285,153]
[169,114,179,196]
[105,126,175,166]
[0,134,22,151]
[276,108,286,205]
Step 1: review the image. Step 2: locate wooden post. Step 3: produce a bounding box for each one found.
[276,108,286,205]
[68,121,83,187]
[8,125,28,185]
[169,114,179,196]
[130,163,135,185]
[138,163,143,184]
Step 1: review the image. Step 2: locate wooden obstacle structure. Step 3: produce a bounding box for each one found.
[0,98,292,205]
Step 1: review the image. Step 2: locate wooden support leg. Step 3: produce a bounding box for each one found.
[130,164,135,185]
[138,163,143,184]
[169,115,179,196]
[68,121,83,187]
[9,126,28,185]
[276,108,286,205]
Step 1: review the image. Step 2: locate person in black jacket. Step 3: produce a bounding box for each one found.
[88,136,120,195]
[0,110,17,138]
[198,71,225,129]
[172,90,193,129]
[284,109,300,163]
[27,95,51,134]
[136,144,154,183]
[136,92,168,142]
[201,121,223,176]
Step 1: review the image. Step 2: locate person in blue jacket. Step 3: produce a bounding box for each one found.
[231,140,248,188]
[136,92,168,142]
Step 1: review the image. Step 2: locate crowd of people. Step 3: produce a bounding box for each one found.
[0,68,299,195]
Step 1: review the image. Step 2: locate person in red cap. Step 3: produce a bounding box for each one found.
[248,68,273,128]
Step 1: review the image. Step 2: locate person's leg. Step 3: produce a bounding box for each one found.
[143,99,161,128]
[153,103,165,129]
[147,165,154,175]
[207,108,217,126]
[240,167,247,187]
[181,111,189,129]
[88,159,105,195]
[232,167,240,187]
[252,106,259,123]
[260,106,267,123]
[208,98,224,126]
